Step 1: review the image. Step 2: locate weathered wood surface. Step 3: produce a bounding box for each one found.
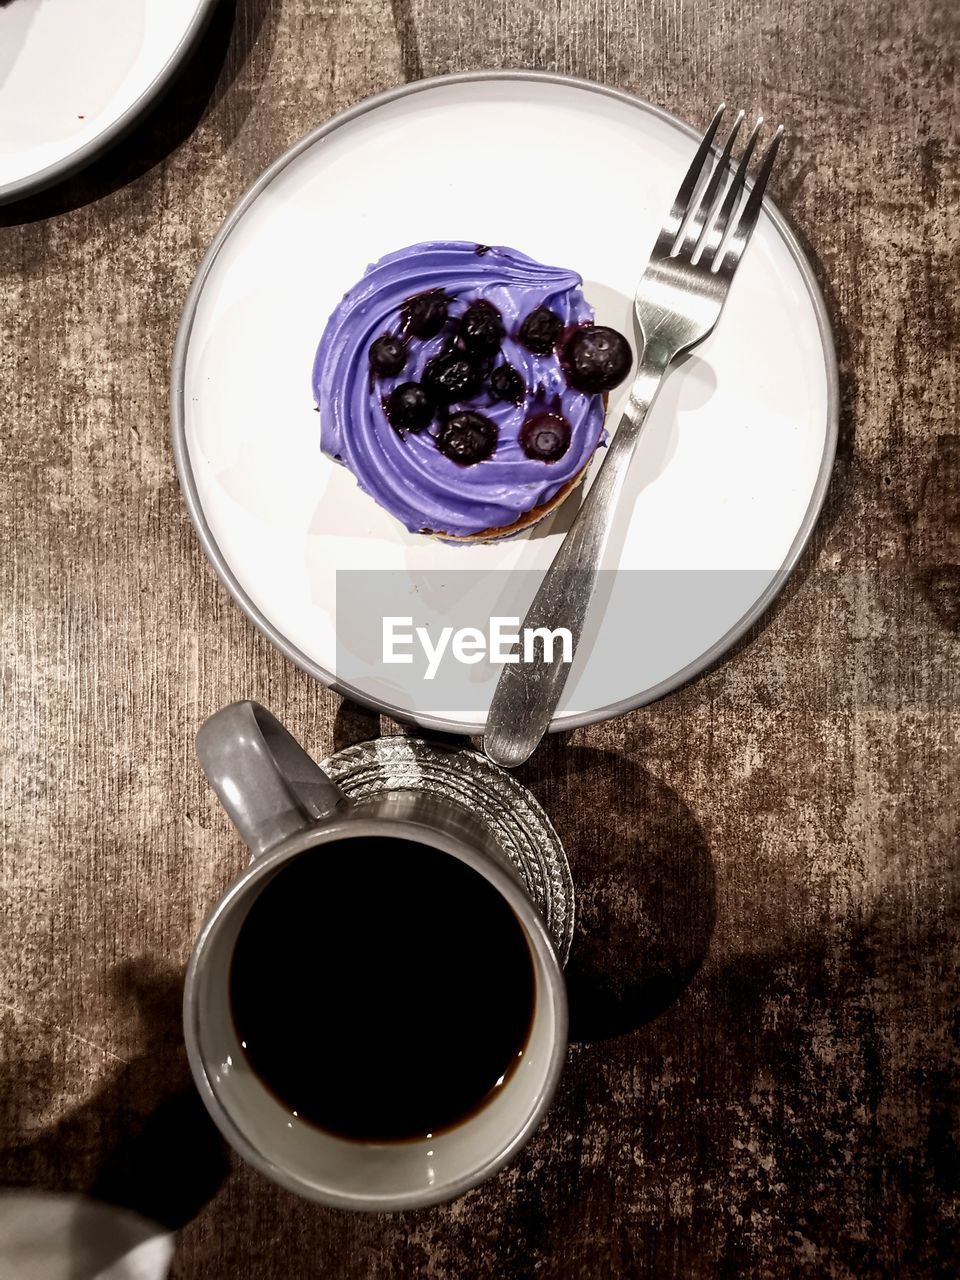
[1,0,958,1275]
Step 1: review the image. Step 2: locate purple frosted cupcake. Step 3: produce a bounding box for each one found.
[313,241,632,540]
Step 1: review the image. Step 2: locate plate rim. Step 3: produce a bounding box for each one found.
[170,69,840,736]
[0,0,218,205]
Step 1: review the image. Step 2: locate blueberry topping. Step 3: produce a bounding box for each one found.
[562,325,632,393]
[488,362,525,404]
[403,290,449,339]
[471,348,497,380]
[368,334,407,378]
[422,352,484,403]
[384,382,434,433]
[518,306,563,355]
[446,333,496,380]
[437,411,498,465]
[458,300,505,355]
[519,411,571,462]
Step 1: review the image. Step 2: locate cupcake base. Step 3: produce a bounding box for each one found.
[429,465,591,544]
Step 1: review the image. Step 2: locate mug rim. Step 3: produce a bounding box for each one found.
[183,815,569,1210]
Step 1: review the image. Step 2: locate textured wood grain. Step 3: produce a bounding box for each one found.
[1,0,958,1275]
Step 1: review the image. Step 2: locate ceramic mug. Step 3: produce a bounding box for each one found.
[183,701,568,1210]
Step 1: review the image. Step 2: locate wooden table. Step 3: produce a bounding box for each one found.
[2,1,958,1274]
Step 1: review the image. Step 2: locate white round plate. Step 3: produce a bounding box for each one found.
[0,0,214,204]
[172,72,837,735]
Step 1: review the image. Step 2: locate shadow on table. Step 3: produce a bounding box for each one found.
[520,741,716,1042]
[0,958,229,1230]
[331,699,382,752]
[478,873,960,1279]
[332,697,479,755]
[0,0,276,227]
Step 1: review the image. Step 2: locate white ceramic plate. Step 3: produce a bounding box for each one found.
[172,73,837,735]
[0,0,214,203]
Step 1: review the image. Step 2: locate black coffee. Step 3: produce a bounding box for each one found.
[229,838,535,1142]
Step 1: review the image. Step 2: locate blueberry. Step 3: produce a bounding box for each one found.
[518,306,563,355]
[458,300,505,355]
[488,363,525,404]
[448,334,496,381]
[437,411,498,465]
[471,348,497,380]
[519,411,571,462]
[368,334,407,378]
[562,325,632,393]
[422,352,484,403]
[384,382,434,433]
[403,290,449,339]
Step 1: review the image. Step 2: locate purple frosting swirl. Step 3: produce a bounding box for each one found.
[313,241,607,537]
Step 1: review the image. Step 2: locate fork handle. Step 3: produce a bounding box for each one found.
[483,349,672,768]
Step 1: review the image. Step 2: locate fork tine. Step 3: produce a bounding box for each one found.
[717,125,785,271]
[677,109,745,257]
[653,104,726,255]
[700,115,763,265]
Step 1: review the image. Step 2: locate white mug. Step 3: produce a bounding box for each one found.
[183,702,568,1210]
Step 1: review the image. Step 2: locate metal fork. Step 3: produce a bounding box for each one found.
[483,104,785,768]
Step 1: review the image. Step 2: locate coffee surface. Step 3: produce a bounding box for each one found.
[230,837,535,1142]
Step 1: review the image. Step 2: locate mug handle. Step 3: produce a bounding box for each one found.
[196,701,348,857]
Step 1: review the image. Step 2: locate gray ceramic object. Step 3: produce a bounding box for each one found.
[183,701,569,1210]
